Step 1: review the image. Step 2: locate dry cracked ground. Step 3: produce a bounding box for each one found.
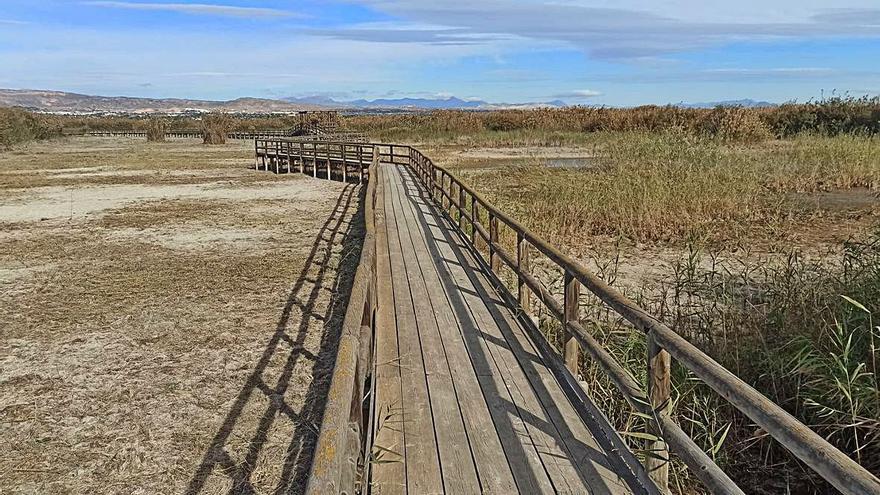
[0,137,364,494]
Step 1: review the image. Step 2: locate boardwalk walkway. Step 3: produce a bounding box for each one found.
[370,164,642,494]
[252,138,880,495]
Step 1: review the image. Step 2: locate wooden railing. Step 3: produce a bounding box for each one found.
[403,146,880,495]
[86,129,298,139]
[254,139,383,183]
[305,146,382,494]
[254,138,880,495]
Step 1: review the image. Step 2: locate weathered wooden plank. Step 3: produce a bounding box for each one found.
[398,165,629,494]
[382,165,443,494]
[463,253,631,494]
[371,164,406,494]
[390,165,519,493]
[387,166,480,494]
[395,169,555,494]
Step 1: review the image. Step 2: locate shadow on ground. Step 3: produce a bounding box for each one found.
[185,183,365,495]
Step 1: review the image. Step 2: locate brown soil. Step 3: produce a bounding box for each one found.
[0,137,364,494]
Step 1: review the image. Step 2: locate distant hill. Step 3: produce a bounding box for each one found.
[677,99,777,109]
[284,95,567,110]
[0,89,326,114]
[0,89,569,113]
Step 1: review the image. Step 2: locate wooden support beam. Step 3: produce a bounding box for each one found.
[563,272,580,377]
[647,333,672,493]
[489,213,500,272]
[517,233,531,314]
[342,144,348,183]
[458,184,465,230]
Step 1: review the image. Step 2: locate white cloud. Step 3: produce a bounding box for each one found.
[83,2,299,18]
[554,89,603,98]
[336,1,880,60]
[704,68,835,75]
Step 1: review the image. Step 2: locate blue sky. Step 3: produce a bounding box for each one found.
[1,0,879,106]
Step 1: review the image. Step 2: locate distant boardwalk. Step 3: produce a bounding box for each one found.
[252,139,880,495]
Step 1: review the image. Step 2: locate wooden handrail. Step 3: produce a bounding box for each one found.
[253,137,880,495]
[304,147,382,494]
[404,146,880,495]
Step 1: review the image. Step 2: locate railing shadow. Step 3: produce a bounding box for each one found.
[395,164,651,494]
[184,183,366,495]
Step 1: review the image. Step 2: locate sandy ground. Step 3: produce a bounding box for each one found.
[0,137,364,494]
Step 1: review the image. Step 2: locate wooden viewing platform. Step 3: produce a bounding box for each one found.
[251,139,880,495]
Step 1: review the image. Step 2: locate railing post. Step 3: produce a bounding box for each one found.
[285,143,291,174]
[326,144,332,180]
[358,145,364,184]
[517,232,530,314]
[647,333,672,493]
[470,197,477,246]
[489,213,500,272]
[254,139,258,169]
[312,143,318,178]
[438,173,445,208]
[563,272,580,376]
[458,183,465,230]
[342,144,348,183]
[298,141,304,173]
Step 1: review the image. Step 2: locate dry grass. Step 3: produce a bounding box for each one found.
[146,118,166,142]
[201,113,233,145]
[345,97,880,144]
[449,132,880,247]
[409,120,880,492]
[0,137,364,493]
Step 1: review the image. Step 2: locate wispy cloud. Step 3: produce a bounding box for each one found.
[336,1,880,60]
[0,19,29,25]
[553,89,603,99]
[703,68,836,76]
[84,2,299,19]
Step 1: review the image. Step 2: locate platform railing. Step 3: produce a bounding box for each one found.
[305,147,382,494]
[404,145,880,495]
[255,138,880,495]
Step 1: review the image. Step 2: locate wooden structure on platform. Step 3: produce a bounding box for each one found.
[252,139,880,495]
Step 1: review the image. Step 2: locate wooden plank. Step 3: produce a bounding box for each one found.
[463,251,631,494]
[398,165,629,494]
[382,165,443,494]
[394,167,555,493]
[391,165,522,493]
[391,166,521,494]
[386,166,480,494]
[371,163,406,494]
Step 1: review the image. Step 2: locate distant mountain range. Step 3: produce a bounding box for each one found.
[677,99,777,109]
[0,89,325,114]
[0,88,779,114]
[0,88,568,114]
[283,95,568,110]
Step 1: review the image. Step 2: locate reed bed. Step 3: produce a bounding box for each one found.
[346,96,880,144]
[458,132,879,246]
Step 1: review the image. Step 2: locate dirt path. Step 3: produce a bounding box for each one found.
[0,137,364,494]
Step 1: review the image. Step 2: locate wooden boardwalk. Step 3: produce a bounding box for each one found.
[370,164,643,494]
[253,138,880,495]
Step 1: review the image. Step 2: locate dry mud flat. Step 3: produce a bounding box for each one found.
[0,138,364,493]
